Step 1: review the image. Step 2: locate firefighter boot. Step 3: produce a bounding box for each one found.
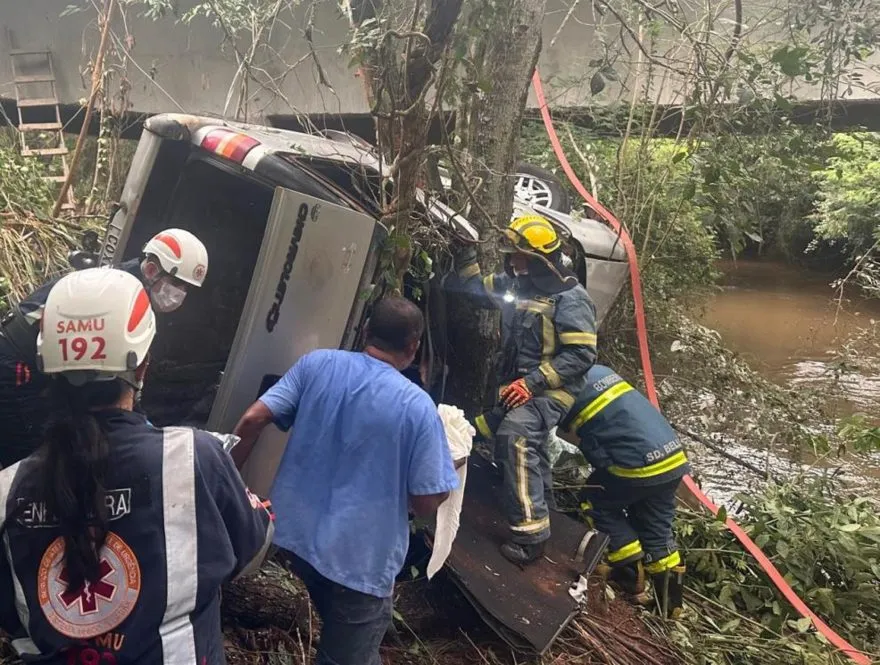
[501,540,546,565]
[597,561,648,600]
[652,565,686,619]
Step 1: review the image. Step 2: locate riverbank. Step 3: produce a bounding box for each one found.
[604,292,880,504]
[677,259,880,501]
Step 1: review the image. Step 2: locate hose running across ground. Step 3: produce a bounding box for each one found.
[531,69,871,665]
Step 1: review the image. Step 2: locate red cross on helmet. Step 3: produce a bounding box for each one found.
[142,228,209,287]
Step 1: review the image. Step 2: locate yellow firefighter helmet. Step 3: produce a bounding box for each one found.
[504,215,561,255]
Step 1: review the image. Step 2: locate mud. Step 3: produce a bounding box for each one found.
[217,555,678,665]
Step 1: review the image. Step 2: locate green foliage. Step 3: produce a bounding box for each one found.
[177,0,294,35]
[128,0,303,38]
[786,0,880,99]
[0,136,97,312]
[677,479,880,661]
[689,130,826,260]
[0,137,55,216]
[520,119,880,309]
[836,414,880,453]
[520,121,720,309]
[812,133,880,255]
[521,118,835,268]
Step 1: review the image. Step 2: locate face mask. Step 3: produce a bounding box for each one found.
[150,280,187,313]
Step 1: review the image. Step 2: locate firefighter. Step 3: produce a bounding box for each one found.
[455,214,597,564]
[560,364,690,619]
[0,268,272,664]
[0,228,209,468]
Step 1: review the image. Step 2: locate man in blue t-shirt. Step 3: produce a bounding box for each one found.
[232,297,459,665]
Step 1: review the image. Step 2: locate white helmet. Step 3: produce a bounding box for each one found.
[37,268,156,384]
[142,228,209,287]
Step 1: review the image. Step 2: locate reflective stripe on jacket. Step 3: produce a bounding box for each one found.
[0,410,273,664]
[456,257,598,410]
[561,365,690,486]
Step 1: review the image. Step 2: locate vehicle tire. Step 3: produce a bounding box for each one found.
[513,162,571,213]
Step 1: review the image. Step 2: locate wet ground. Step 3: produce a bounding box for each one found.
[218,558,677,665]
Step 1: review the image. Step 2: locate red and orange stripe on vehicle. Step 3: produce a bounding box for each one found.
[200,128,260,163]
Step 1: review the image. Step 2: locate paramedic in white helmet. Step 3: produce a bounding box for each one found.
[0,268,273,665]
[0,228,208,468]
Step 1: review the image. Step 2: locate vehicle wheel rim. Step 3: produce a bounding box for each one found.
[514,174,554,208]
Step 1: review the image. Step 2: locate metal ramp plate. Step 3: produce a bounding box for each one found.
[426,458,606,655]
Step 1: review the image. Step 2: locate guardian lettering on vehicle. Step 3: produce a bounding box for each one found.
[266,202,314,332]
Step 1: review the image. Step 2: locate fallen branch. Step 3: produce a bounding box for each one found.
[577,615,669,665]
[672,423,779,482]
[585,613,678,659]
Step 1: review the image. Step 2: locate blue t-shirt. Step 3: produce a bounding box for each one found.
[260,349,459,598]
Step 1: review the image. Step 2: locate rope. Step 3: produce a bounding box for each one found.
[531,68,871,665]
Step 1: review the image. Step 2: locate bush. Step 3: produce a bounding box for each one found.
[689,130,825,262]
[0,135,55,217]
[0,137,95,312]
[677,479,880,662]
[810,132,880,294]
[519,122,720,309]
[813,133,880,253]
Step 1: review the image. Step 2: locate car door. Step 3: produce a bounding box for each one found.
[208,187,384,496]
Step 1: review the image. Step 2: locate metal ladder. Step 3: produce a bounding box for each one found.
[10,49,75,210]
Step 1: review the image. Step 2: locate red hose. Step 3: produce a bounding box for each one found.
[531,69,871,665]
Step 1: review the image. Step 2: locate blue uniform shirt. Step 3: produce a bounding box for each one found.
[260,349,459,598]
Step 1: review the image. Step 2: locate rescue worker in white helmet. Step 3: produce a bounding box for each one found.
[0,268,272,664]
[454,214,598,564]
[0,228,208,468]
[558,364,690,619]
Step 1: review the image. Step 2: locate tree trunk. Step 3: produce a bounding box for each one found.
[446,0,548,411]
[345,0,546,409]
[347,0,463,289]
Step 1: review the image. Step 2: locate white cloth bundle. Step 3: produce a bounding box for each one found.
[207,431,242,454]
[547,427,584,466]
[427,404,475,579]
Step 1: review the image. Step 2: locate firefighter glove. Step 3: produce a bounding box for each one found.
[500,378,532,409]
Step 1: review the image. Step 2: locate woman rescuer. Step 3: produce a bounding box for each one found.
[0,268,273,664]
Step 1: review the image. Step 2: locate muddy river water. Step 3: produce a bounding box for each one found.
[689,260,880,502]
[699,260,880,416]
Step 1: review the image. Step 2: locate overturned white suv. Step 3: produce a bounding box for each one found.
[96,113,627,495]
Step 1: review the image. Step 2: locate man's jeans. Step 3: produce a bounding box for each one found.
[278,548,392,665]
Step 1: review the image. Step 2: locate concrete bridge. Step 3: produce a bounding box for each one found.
[2,0,880,134]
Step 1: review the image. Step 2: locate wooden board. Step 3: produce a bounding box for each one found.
[427,458,608,654]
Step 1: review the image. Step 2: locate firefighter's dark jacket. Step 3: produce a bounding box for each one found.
[0,410,274,664]
[454,248,598,410]
[561,365,691,486]
[2,259,142,365]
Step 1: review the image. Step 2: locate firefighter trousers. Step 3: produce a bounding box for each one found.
[495,396,568,545]
[582,471,682,573]
[0,336,49,469]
